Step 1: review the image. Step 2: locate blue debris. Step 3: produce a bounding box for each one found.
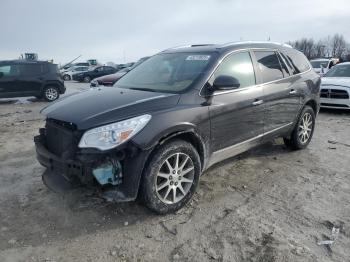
[92,161,122,186]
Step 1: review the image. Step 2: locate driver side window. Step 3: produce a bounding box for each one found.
[210,51,256,89]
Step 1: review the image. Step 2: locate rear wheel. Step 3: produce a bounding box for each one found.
[140,139,201,214]
[284,106,315,150]
[43,86,60,102]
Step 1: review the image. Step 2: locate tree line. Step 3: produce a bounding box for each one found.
[288,34,350,61]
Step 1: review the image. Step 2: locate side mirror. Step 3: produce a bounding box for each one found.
[213,75,240,90]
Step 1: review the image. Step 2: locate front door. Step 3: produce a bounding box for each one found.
[0,63,20,98]
[207,51,265,165]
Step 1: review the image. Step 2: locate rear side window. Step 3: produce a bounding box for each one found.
[254,51,283,83]
[19,64,43,76]
[276,53,290,77]
[210,51,256,89]
[281,50,310,74]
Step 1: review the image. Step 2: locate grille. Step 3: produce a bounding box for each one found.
[45,119,78,158]
[320,89,349,99]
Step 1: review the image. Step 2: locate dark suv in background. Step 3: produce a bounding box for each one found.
[72,65,117,83]
[0,60,65,101]
[34,42,320,214]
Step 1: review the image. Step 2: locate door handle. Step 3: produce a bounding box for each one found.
[289,89,297,95]
[252,99,263,106]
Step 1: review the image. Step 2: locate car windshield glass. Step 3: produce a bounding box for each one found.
[324,64,350,77]
[115,52,214,93]
[310,61,328,68]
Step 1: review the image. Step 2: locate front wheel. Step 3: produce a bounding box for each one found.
[63,74,71,81]
[284,105,315,150]
[140,139,201,214]
[83,76,91,83]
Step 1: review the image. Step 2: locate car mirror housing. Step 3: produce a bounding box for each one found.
[213,75,240,90]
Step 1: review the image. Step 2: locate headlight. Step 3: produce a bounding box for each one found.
[78,114,151,150]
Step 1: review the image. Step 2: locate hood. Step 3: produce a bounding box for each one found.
[41,88,180,130]
[321,77,350,88]
[95,72,126,82]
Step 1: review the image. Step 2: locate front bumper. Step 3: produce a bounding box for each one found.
[34,131,151,202]
[320,88,350,109]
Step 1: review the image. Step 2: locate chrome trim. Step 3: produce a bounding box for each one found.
[208,122,293,167]
[199,48,312,97]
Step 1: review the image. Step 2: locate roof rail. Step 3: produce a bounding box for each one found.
[220,41,293,48]
[161,44,215,52]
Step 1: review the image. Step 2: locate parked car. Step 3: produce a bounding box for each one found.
[72,66,117,83]
[34,42,320,214]
[62,66,89,81]
[0,60,65,101]
[310,58,337,75]
[320,62,350,109]
[90,57,149,87]
[60,62,90,72]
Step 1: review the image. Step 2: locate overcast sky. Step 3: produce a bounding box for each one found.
[1,0,349,64]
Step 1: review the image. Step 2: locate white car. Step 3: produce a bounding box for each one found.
[310,58,337,75]
[62,66,89,81]
[320,62,350,110]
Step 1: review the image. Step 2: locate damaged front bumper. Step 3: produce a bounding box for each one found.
[34,129,151,202]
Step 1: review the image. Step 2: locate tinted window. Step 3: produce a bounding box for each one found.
[254,51,283,83]
[0,64,20,76]
[282,50,310,74]
[324,64,350,77]
[210,51,256,89]
[19,64,43,76]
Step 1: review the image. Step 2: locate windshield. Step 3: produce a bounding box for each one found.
[310,60,328,68]
[324,64,350,77]
[115,52,214,93]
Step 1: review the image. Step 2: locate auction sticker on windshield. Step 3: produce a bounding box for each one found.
[186,55,211,61]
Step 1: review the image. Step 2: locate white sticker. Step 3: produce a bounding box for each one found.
[186,55,210,61]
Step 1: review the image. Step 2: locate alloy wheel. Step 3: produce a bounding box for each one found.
[45,87,58,101]
[155,153,194,204]
[297,112,313,144]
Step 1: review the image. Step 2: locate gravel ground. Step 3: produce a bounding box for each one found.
[0,82,349,262]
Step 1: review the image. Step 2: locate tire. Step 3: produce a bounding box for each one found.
[43,86,60,102]
[284,105,315,150]
[63,74,71,81]
[83,76,91,83]
[140,139,201,214]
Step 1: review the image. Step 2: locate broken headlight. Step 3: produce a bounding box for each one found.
[78,114,151,150]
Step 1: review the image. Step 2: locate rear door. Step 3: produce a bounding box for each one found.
[208,51,264,162]
[252,50,300,138]
[17,63,44,95]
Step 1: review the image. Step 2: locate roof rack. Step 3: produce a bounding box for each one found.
[220,41,293,48]
[161,44,215,52]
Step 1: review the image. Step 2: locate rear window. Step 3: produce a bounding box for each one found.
[282,50,310,74]
[254,51,284,83]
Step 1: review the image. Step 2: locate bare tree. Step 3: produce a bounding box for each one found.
[330,34,347,58]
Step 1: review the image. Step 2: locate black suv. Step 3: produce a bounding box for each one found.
[0,60,65,101]
[72,66,117,83]
[34,42,320,214]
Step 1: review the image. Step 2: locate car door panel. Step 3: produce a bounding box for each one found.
[207,51,265,165]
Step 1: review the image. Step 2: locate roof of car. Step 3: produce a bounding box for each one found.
[161,41,294,54]
[0,59,54,65]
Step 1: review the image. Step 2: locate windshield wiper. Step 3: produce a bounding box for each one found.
[129,87,157,92]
